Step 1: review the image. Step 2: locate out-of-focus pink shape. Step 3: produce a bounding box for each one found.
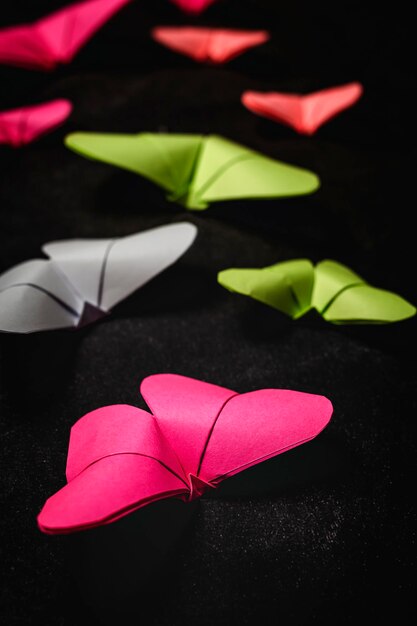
[170,0,217,15]
[38,374,333,534]
[242,82,364,135]
[0,99,72,147]
[0,0,131,71]
[152,26,270,64]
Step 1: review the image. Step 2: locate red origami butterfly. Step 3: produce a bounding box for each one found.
[38,374,333,534]
[0,0,131,71]
[152,26,270,64]
[242,82,364,135]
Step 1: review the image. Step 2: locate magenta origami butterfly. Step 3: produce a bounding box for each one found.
[0,0,131,71]
[38,374,333,534]
[0,99,72,147]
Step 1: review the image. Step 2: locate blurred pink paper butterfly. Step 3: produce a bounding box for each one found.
[0,0,131,71]
[171,0,217,14]
[152,26,269,64]
[0,99,72,147]
[242,82,364,135]
[38,374,333,534]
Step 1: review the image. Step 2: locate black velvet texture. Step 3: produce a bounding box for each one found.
[0,1,415,624]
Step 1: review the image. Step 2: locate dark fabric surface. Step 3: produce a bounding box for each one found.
[0,1,416,624]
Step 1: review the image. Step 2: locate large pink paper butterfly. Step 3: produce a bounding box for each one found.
[152,27,269,64]
[0,0,131,71]
[242,82,363,135]
[171,0,217,15]
[0,99,72,147]
[38,374,333,534]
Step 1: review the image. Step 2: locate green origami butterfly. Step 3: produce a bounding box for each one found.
[65,132,320,210]
[218,259,416,324]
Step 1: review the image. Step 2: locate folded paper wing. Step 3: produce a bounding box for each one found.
[218,260,314,319]
[38,405,190,534]
[38,374,333,533]
[312,260,416,323]
[171,0,217,14]
[0,260,83,333]
[152,27,269,64]
[198,389,333,483]
[0,0,131,71]
[218,258,416,324]
[242,83,363,135]
[65,132,320,210]
[43,222,197,312]
[187,136,319,209]
[0,223,197,333]
[0,100,72,147]
[141,374,333,485]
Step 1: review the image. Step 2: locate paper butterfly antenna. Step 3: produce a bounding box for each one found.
[170,0,218,15]
[37,373,333,533]
[65,132,320,210]
[152,27,270,64]
[0,100,72,147]
[0,0,132,71]
[218,259,416,324]
[0,223,197,333]
[242,83,364,135]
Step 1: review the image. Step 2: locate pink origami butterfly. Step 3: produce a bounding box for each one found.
[242,82,364,135]
[152,26,270,64]
[170,0,217,15]
[0,0,131,71]
[37,374,333,534]
[0,99,72,147]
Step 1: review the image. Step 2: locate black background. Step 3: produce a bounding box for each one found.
[0,1,416,624]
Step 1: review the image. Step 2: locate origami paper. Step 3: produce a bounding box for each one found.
[0,223,197,333]
[0,99,72,147]
[242,82,364,135]
[65,132,320,210]
[218,259,416,324]
[152,27,270,64]
[0,0,131,71]
[171,0,217,14]
[37,373,333,533]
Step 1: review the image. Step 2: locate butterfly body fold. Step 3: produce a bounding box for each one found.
[78,301,107,327]
[186,474,215,501]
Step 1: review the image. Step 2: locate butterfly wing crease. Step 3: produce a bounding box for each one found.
[98,223,197,311]
[140,374,237,477]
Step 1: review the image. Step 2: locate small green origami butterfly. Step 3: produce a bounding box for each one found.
[218,259,416,324]
[65,132,320,210]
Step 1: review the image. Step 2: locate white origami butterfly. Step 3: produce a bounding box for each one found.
[0,223,197,333]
